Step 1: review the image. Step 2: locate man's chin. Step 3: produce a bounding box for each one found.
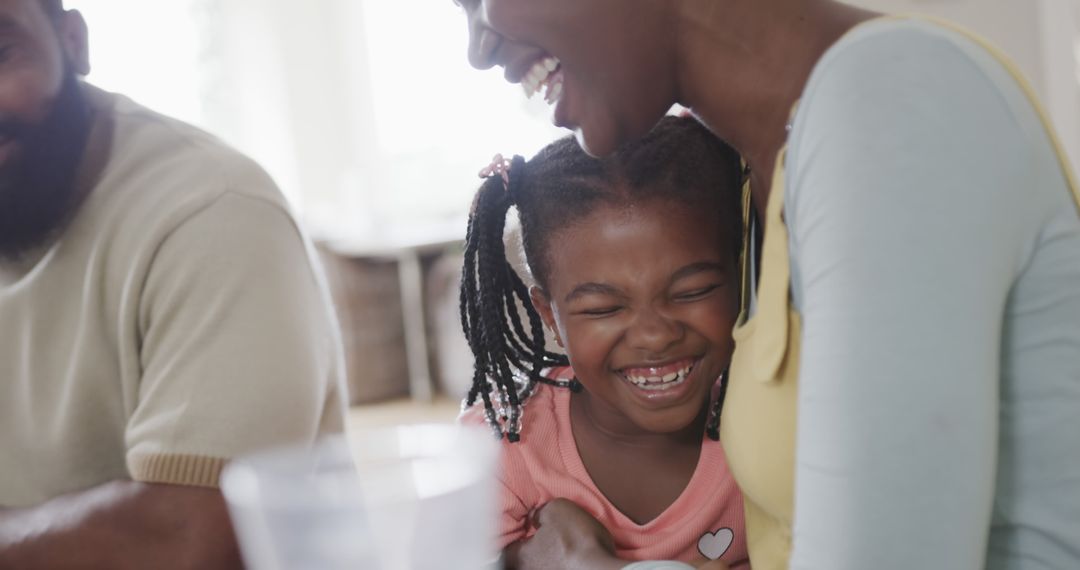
[0,166,82,261]
[0,72,93,261]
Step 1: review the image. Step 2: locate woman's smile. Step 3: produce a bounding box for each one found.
[509,54,571,128]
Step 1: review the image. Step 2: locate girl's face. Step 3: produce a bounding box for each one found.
[457,0,676,157]
[532,199,738,435]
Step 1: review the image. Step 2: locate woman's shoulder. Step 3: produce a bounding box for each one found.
[801,16,1020,116]
[820,17,989,71]
[789,15,1045,214]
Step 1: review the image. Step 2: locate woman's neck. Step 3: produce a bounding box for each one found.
[673,0,878,210]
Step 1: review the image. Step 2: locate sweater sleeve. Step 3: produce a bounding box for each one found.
[127,189,346,487]
[784,24,1042,568]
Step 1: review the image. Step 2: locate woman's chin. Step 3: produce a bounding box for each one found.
[574,105,669,159]
[574,126,619,159]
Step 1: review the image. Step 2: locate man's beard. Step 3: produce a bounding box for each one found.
[0,70,94,262]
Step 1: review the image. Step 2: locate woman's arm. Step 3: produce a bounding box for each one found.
[785,23,1039,568]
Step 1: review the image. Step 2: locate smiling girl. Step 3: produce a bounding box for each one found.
[459,117,749,568]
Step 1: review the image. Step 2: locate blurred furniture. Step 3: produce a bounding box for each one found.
[318,247,411,405]
[321,230,463,405]
[320,220,565,407]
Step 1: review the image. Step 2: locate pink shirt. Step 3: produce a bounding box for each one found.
[460,367,750,567]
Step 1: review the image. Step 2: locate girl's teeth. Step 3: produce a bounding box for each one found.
[622,363,695,389]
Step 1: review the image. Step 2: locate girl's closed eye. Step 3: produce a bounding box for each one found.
[673,283,725,302]
[577,304,623,317]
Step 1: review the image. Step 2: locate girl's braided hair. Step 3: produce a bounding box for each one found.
[460,116,743,441]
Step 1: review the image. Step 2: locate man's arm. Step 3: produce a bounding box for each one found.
[0,481,241,570]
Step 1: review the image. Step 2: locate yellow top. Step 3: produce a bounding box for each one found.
[721,144,799,570]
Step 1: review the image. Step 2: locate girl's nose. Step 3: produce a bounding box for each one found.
[628,307,684,355]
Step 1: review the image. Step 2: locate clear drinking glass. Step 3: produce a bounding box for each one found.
[222,423,498,570]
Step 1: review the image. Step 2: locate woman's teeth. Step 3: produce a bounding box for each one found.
[522,56,563,104]
[623,363,695,392]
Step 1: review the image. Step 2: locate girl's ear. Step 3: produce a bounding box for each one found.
[529,285,563,347]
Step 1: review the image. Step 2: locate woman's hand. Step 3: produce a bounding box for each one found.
[697,560,731,570]
[503,498,626,570]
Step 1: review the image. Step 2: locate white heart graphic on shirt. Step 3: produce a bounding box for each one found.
[697,527,734,560]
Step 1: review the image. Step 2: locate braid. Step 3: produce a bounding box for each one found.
[460,162,568,442]
[705,368,730,441]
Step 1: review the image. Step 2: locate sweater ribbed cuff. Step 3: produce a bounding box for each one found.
[128,453,228,488]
